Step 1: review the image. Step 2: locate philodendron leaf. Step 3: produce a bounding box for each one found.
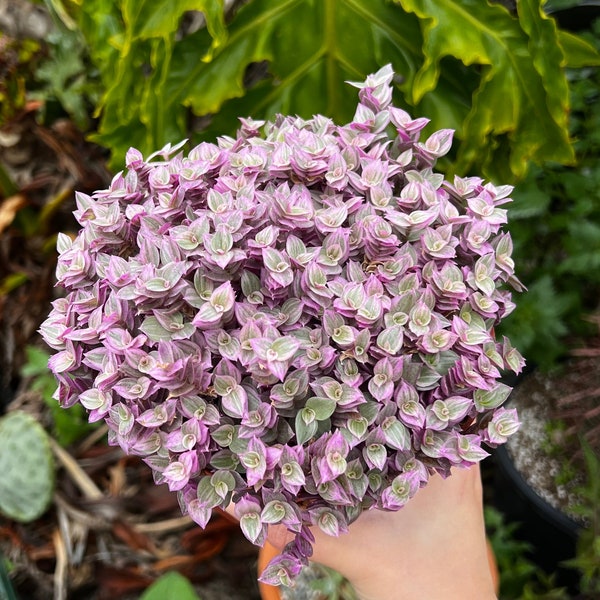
[66,0,599,180]
[68,0,427,167]
[178,0,425,128]
[396,0,581,180]
[0,411,55,522]
[557,30,600,68]
[140,571,201,600]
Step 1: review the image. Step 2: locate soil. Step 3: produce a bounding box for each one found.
[504,350,600,521]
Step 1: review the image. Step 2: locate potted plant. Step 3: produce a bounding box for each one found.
[39,65,524,590]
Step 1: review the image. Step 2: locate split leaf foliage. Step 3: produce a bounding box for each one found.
[48,0,600,180]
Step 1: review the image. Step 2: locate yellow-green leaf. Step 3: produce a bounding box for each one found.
[69,0,599,181]
[395,0,580,180]
[558,30,600,68]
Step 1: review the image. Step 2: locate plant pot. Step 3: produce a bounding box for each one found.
[257,537,499,600]
[257,540,283,600]
[492,444,582,592]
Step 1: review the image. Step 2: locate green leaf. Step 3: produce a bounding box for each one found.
[295,411,318,445]
[558,30,600,68]
[473,383,513,412]
[180,0,421,121]
[122,0,224,48]
[381,417,410,450]
[196,476,222,508]
[72,0,425,167]
[508,169,551,219]
[211,424,235,447]
[210,470,235,499]
[415,366,441,391]
[396,0,580,180]
[347,415,368,439]
[69,0,599,181]
[305,396,337,421]
[239,512,263,543]
[498,275,570,370]
[140,316,174,341]
[0,412,55,522]
[20,346,52,378]
[33,29,95,130]
[140,571,201,600]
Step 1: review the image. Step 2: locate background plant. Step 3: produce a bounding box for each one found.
[562,440,600,597]
[140,571,202,600]
[485,506,572,599]
[0,410,54,523]
[486,440,600,599]
[42,0,599,182]
[499,14,600,367]
[0,34,40,125]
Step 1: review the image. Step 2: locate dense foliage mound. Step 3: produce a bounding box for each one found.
[41,66,524,585]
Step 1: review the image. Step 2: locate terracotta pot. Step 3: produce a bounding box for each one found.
[257,540,282,600]
[257,538,499,600]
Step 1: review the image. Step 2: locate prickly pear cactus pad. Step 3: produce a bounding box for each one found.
[40,65,525,585]
[0,411,55,522]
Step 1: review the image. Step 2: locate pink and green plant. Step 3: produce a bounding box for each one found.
[40,65,524,586]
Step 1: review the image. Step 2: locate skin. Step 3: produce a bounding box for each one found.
[232,464,497,600]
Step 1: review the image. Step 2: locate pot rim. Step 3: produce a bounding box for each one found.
[494,444,582,538]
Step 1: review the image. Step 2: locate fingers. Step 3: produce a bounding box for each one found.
[230,464,485,574]
[265,465,486,570]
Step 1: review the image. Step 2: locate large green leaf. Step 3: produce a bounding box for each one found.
[397,0,576,180]
[175,0,423,117]
[66,0,599,180]
[84,0,432,167]
[558,29,600,68]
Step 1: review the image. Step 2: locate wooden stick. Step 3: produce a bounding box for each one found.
[133,515,193,534]
[52,529,68,600]
[50,438,104,500]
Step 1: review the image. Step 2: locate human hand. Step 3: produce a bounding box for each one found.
[258,464,497,600]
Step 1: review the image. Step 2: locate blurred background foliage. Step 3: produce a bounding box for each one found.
[39,0,599,182]
[501,14,600,367]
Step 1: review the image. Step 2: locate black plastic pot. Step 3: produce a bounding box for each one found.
[547,1,600,31]
[492,445,582,592]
